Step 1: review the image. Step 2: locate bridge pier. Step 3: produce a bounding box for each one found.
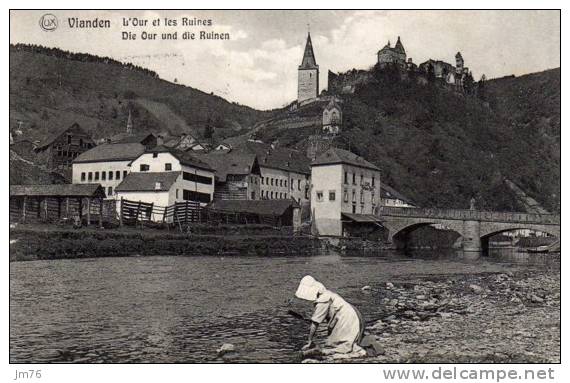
[462,220,481,252]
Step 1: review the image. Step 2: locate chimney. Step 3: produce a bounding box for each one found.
[157,135,164,146]
[155,182,162,190]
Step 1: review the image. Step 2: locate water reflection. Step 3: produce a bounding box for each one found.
[10,249,559,363]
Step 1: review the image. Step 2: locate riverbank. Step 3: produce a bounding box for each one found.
[9,224,320,261]
[307,268,560,363]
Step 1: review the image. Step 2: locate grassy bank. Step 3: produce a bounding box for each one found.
[9,224,320,261]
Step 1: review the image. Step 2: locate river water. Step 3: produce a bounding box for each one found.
[9,249,559,363]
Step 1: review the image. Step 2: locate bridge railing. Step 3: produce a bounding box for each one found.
[377,206,560,225]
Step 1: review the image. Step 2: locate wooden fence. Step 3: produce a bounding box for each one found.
[10,196,117,226]
[119,198,285,229]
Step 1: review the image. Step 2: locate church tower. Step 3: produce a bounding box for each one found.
[126,110,133,134]
[298,32,319,103]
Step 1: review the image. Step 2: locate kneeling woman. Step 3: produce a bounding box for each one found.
[295,275,365,355]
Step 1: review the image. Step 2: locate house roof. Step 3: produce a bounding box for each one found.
[380,184,415,205]
[234,141,311,175]
[208,199,299,216]
[110,132,155,144]
[147,146,214,172]
[37,122,85,149]
[10,183,106,198]
[341,213,382,223]
[194,150,258,182]
[312,148,381,171]
[73,143,145,163]
[115,172,180,192]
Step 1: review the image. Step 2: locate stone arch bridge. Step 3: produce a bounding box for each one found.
[378,206,560,253]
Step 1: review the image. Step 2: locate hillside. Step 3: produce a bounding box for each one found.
[9,44,274,145]
[255,67,560,213]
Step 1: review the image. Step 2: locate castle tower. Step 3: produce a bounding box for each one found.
[126,110,133,134]
[394,36,406,66]
[455,52,464,74]
[298,32,319,103]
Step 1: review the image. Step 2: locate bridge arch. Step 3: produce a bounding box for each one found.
[479,223,560,242]
[388,221,464,250]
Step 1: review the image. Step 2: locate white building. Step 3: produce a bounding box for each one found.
[311,148,382,236]
[72,142,146,198]
[117,146,215,207]
[380,184,415,208]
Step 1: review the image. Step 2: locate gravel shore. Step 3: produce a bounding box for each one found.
[308,269,560,363]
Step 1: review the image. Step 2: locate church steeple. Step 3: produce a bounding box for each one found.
[299,32,318,69]
[298,31,319,103]
[126,110,133,134]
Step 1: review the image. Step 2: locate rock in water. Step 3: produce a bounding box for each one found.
[217,343,235,356]
[361,285,372,292]
[469,284,483,293]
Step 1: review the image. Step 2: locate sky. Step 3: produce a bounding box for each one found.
[10,10,560,110]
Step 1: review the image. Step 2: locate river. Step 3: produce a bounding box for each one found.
[9,249,559,363]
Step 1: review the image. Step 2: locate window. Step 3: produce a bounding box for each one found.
[123,170,128,179]
[109,171,113,180]
[261,190,264,198]
[352,173,356,185]
[183,172,213,185]
[88,172,93,181]
[316,191,324,202]
[329,191,336,201]
[176,189,179,199]
[140,164,150,172]
[360,192,364,204]
[81,172,86,181]
[279,180,283,187]
[251,191,256,200]
[94,172,99,181]
[107,186,113,196]
[67,135,71,144]
[271,178,274,186]
[352,190,356,202]
[284,193,287,198]
[344,190,349,202]
[291,182,294,190]
[344,172,348,184]
[298,179,301,191]
[165,163,172,171]
[182,189,211,203]
[271,191,274,199]
[360,174,364,185]
[102,171,106,181]
[261,178,264,185]
[153,152,158,158]
[372,176,375,187]
[285,180,287,188]
[352,205,356,213]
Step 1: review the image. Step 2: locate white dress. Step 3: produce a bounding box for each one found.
[310,290,364,354]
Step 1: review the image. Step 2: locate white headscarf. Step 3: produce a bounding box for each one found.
[295,275,326,301]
